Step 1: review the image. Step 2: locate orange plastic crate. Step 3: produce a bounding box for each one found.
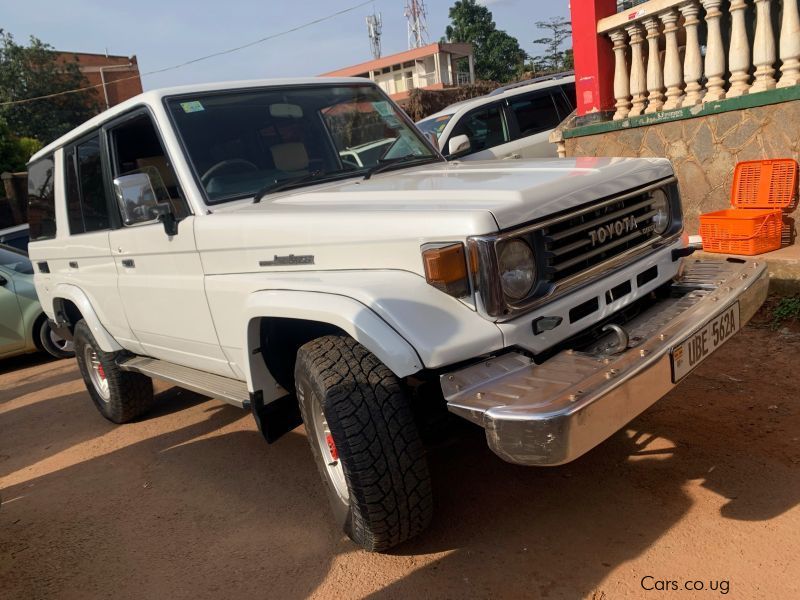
[700,159,797,255]
[731,159,798,209]
[699,208,783,255]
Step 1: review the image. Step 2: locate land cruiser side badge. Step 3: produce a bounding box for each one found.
[259,254,315,266]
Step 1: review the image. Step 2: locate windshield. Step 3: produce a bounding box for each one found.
[0,246,33,275]
[416,113,454,138]
[167,84,440,203]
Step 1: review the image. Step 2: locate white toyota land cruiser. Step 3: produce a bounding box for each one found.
[28,78,768,552]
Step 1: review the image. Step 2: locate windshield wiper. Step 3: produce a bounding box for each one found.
[362,154,435,180]
[253,170,328,203]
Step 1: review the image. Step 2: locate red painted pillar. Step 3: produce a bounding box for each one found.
[570,0,618,118]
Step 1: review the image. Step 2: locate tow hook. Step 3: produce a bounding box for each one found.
[601,324,630,355]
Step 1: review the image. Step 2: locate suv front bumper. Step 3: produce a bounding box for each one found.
[440,257,769,466]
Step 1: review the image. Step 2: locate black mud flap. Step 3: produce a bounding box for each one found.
[250,390,303,443]
[48,319,74,341]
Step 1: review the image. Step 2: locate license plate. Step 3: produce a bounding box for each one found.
[670,302,740,382]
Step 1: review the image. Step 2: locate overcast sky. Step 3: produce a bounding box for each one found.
[3,0,570,90]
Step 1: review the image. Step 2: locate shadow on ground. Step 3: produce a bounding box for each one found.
[1,326,798,599]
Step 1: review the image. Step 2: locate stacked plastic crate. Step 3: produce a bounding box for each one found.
[700,159,798,256]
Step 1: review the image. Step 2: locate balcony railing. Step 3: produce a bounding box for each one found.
[599,0,800,121]
[416,72,439,87]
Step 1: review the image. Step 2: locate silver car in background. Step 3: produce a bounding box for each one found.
[0,244,74,360]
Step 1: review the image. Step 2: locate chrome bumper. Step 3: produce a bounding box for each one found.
[440,258,769,466]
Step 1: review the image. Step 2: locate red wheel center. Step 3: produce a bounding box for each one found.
[96,364,106,380]
[325,433,338,461]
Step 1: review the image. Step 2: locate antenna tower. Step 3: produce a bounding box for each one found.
[366,12,383,59]
[404,0,429,49]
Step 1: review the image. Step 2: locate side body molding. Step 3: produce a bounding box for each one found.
[51,283,123,353]
[242,290,424,402]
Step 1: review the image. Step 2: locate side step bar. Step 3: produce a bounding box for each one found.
[119,356,250,409]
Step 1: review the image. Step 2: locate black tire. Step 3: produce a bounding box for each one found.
[295,335,433,552]
[37,317,75,359]
[73,320,154,423]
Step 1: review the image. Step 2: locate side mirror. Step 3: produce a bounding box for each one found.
[113,172,178,236]
[448,134,471,157]
[113,172,159,226]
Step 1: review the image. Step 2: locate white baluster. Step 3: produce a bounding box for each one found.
[702,0,726,101]
[751,0,777,92]
[643,17,664,113]
[660,9,683,109]
[728,0,752,97]
[609,29,631,120]
[680,1,704,106]
[778,0,800,88]
[626,23,647,116]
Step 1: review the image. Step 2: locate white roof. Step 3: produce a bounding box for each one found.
[418,75,575,123]
[29,77,371,163]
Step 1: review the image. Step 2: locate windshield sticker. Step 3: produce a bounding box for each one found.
[372,101,394,117]
[180,101,205,113]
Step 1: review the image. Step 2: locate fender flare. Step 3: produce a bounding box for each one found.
[242,290,424,400]
[51,284,123,353]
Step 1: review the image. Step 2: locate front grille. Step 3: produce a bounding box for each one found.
[541,189,663,283]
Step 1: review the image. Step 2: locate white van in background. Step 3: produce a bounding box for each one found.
[416,74,575,161]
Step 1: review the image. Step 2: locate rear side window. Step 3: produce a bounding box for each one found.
[66,134,112,234]
[451,104,508,153]
[551,88,575,121]
[561,83,577,111]
[508,92,562,139]
[27,156,57,241]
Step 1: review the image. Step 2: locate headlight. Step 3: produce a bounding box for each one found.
[651,189,671,234]
[497,239,535,300]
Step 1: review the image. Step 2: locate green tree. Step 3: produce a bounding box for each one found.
[531,17,573,74]
[0,117,40,173]
[444,0,527,83]
[0,30,100,145]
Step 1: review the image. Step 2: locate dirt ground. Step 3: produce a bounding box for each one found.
[1,315,799,599]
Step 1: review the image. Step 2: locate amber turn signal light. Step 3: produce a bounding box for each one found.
[422,243,470,298]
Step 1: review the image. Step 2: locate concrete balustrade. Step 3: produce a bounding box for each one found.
[597,0,800,118]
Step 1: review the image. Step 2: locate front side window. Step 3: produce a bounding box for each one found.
[66,134,111,234]
[508,92,562,139]
[450,104,509,153]
[416,113,454,138]
[108,112,189,222]
[27,156,56,241]
[167,84,440,203]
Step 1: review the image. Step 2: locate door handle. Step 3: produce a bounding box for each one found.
[121,259,135,268]
[69,261,79,269]
[503,153,521,160]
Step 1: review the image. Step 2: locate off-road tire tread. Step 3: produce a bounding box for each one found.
[74,320,154,423]
[296,335,432,552]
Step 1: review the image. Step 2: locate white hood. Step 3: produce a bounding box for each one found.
[234,156,675,230]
